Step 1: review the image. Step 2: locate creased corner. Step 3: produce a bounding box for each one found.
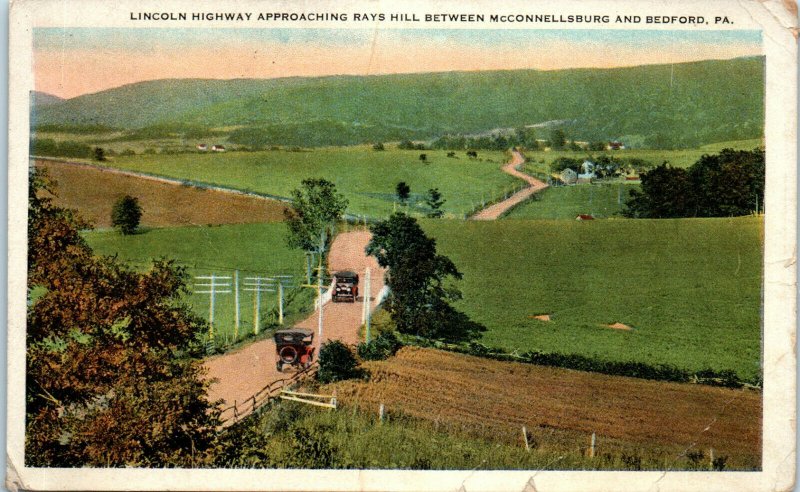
[6,454,29,492]
[521,477,538,492]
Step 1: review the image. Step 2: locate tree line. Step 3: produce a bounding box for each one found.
[624,148,764,218]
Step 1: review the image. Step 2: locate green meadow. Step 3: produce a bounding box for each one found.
[422,217,763,381]
[84,223,316,347]
[504,183,640,220]
[98,147,518,218]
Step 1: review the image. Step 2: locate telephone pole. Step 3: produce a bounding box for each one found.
[194,274,232,340]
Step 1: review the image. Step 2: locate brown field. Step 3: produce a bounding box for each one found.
[330,347,762,469]
[34,159,286,227]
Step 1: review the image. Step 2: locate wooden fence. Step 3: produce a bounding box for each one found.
[218,362,319,428]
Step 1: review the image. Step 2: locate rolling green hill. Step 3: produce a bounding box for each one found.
[33,57,764,148]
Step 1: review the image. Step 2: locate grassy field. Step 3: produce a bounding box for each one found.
[36,159,286,227]
[84,223,315,348]
[421,217,763,381]
[328,347,761,469]
[504,183,640,220]
[92,147,517,218]
[700,138,764,152]
[222,396,608,470]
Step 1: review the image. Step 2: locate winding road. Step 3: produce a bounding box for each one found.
[470,149,548,220]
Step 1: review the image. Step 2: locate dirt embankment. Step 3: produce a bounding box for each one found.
[34,159,286,227]
[470,150,548,220]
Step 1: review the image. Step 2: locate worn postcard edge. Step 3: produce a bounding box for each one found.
[5,0,798,490]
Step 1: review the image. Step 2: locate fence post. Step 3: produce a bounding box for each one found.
[589,432,596,458]
[278,282,284,325]
[209,274,216,339]
[709,448,714,470]
[522,426,530,451]
[254,278,261,335]
[234,270,240,339]
[379,403,385,423]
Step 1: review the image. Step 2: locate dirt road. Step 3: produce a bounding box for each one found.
[470,150,548,220]
[203,231,385,410]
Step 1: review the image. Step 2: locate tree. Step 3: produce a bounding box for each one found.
[624,149,764,218]
[366,213,483,340]
[284,178,348,272]
[419,153,428,163]
[688,148,764,216]
[549,128,567,149]
[111,195,143,235]
[27,170,219,467]
[549,157,581,174]
[316,340,362,383]
[397,140,416,150]
[396,182,411,204]
[624,164,695,218]
[284,179,348,251]
[425,188,445,218]
[93,147,106,161]
[588,141,607,151]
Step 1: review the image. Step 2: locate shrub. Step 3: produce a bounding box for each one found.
[372,142,385,151]
[111,195,143,235]
[317,340,362,383]
[357,331,402,361]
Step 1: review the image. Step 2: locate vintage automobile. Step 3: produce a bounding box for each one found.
[332,270,359,303]
[273,329,315,372]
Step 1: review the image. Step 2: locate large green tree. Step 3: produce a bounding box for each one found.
[284,179,348,283]
[366,213,482,340]
[625,148,764,218]
[284,178,348,253]
[27,170,219,467]
[688,148,765,216]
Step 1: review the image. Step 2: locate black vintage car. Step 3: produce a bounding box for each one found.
[332,270,359,303]
[273,329,315,372]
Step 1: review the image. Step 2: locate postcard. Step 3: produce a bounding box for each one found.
[7,0,797,490]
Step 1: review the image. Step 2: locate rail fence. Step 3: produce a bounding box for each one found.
[218,362,319,428]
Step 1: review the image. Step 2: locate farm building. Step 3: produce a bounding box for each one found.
[607,140,626,150]
[578,160,596,180]
[560,168,578,184]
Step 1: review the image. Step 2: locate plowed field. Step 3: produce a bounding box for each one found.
[331,347,761,469]
[34,159,286,227]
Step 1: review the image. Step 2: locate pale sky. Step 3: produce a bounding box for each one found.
[33,28,762,99]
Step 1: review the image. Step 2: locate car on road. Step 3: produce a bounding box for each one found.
[332,270,359,302]
[274,329,315,372]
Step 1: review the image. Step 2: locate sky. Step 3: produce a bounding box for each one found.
[33,28,762,99]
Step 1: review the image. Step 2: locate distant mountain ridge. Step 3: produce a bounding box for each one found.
[32,57,765,148]
[30,91,65,106]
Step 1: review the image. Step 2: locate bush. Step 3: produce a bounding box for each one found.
[317,340,362,383]
[357,331,402,361]
[111,195,143,235]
